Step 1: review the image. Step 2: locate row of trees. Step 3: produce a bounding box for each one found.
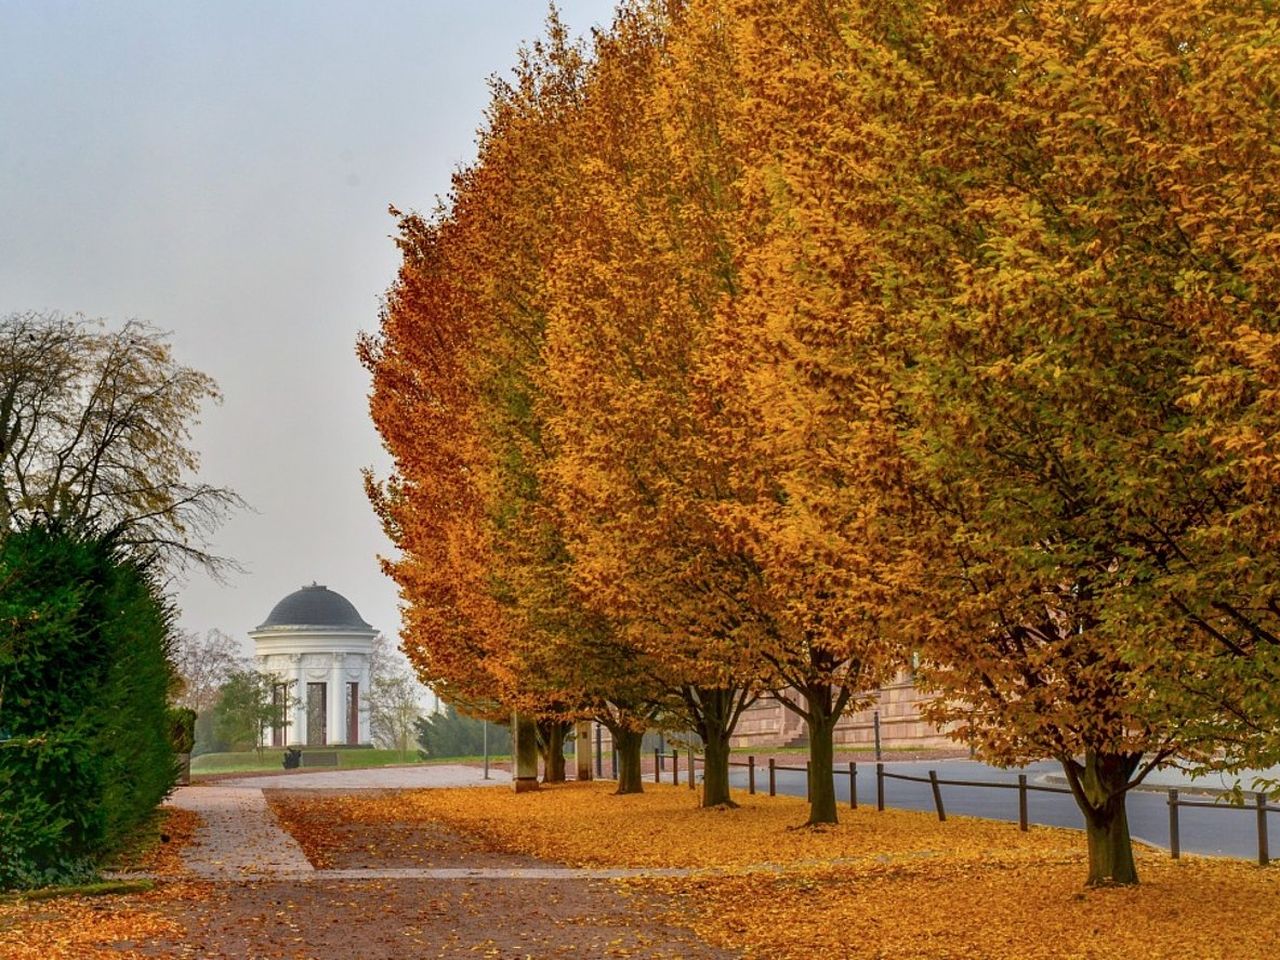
[363,0,1280,887]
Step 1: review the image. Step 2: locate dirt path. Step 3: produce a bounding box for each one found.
[147,784,734,958]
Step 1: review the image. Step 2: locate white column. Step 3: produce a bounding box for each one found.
[328,653,345,746]
[291,654,306,746]
[358,653,372,744]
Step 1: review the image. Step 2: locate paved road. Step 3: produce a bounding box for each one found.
[728,759,1277,861]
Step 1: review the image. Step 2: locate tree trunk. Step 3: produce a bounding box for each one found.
[1085,797,1138,886]
[612,727,644,795]
[538,720,568,783]
[684,686,747,808]
[1062,750,1141,886]
[805,711,838,826]
[701,723,734,807]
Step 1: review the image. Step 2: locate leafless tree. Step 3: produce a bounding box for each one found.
[0,311,243,576]
[366,633,430,756]
[172,628,245,713]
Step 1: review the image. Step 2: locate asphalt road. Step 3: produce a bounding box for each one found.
[726,759,1275,862]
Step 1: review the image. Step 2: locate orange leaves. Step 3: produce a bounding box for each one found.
[0,891,186,960]
[296,781,1081,871]
[644,857,1280,960]
[261,782,1280,959]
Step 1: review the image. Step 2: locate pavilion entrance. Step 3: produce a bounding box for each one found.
[306,682,327,745]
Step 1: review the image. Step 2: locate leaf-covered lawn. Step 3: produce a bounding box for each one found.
[273,782,1280,959]
[302,781,1085,869]
[0,806,204,959]
[637,856,1280,960]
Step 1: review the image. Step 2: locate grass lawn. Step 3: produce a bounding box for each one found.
[190,748,513,775]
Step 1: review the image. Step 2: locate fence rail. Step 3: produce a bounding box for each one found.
[642,750,1276,866]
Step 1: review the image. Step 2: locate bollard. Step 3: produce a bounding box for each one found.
[1169,789,1180,859]
[769,757,776,797]
[1258,793,1270,867]
[748,755,756,795]
[1018,774,1028,832]
[850,761,857,809]
[929,769,946,822]
[876,762,885,812]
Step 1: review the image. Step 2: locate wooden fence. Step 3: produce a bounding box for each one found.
[648,749,1276,867]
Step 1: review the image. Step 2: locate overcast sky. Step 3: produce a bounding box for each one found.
[0,1,616,658]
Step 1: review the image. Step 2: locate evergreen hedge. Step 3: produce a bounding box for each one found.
[0,525,178,889]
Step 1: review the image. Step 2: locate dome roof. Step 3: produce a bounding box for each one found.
[258,583,372,630]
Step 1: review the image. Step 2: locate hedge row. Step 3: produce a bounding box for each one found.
[0,524,178,889]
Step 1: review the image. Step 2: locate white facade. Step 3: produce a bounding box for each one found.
[249,584,377,747]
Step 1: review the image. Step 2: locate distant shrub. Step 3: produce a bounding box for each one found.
[168,707,197,755]
[416,704,512,759]
[0,524,178,889]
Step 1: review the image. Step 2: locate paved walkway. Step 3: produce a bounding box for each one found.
[168,785,314,878]
[214,762,512,790]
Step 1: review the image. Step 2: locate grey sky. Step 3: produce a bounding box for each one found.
[0,1,615,657]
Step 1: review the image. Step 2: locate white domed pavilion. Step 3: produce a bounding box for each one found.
[250,583,377,747]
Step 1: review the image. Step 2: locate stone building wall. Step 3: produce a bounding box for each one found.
[730,671,956,750]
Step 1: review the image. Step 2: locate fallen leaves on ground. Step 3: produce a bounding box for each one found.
[0,882,205,960]
[0,806,205,958]
[267,794,346,868]
[632,856,1280,960]
[267,781,1280,960]
[119,805,202,877]
[274,780,1083,869]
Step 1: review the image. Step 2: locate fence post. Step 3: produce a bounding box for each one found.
[929,770,946,821]
[1018,774,1028,832]
[654,747,661,783]
[672,749,679,787]
[769,758,776,797]
[1168,789,1180,859]
[850,761,857,810]
[876,762,884,812]
[873,711,882,761]
[689,750,696,791]
[748,755,756,795]
[1258,792,1270,867]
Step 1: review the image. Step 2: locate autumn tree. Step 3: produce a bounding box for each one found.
[540,0,784,809]
[705,0,915,824]
[835,0,1270,885]
[0,312,241,575]
[362,16,673,790]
